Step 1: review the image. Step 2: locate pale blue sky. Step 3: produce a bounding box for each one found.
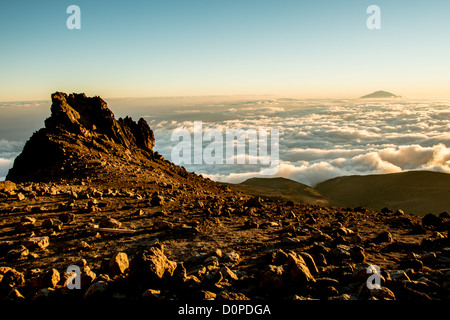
[1,0,449,100]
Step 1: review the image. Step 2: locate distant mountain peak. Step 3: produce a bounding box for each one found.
[360,90,400,99]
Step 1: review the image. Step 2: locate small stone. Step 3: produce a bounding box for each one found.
[21,216,36,224]
[32,288,56,301]
[21,236,50,250]
[154,220,174,230]
[196,290,216,300]
[410,224,427,235]
[141,289,161,300]
[77,241,90,249]
[187,265,207,277]
[17,193,26,201]
[6,245,29,261]
[84,281,109,300]
[298,252,319,275]
[42,268,60,288]
[0,241,14,257]
[260,265,285,292]
[151,194,165,206]
[99,217,122,229]
[220,266,239,281]
[399,259,423,271]
[59,212,75,223]
[42,218,63,230]
[223,252,240,265]
[109,252,129,275]
[208,248,223,258]
[385,269,410,281]
[15,221,34,232]
[244,197,264,208]
[1,269,25,288]
[351,246,366,263]
[5,288,25,301]
[422,213,444,229]
[0,181,17,192]
[370,287,396,300]
[217,292,250,300]
[285,252,315,284]
[439,211,450,218]
[373,231,393,243]
[80,266,97,287]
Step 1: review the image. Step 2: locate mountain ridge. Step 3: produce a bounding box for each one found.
[360,90,400,99]
[225,171,450,215]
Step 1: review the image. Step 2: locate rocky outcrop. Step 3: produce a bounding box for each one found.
[7,92,155,182]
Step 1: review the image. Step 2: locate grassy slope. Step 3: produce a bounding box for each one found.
[225,171,450,215]
[221,177,331,206]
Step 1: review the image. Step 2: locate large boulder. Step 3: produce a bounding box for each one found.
[109,252,129,275]
[129,247,177,282]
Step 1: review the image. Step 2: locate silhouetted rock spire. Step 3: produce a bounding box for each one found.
[7,92,155,182]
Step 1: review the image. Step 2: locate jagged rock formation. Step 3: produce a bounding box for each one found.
[7,92,156,182]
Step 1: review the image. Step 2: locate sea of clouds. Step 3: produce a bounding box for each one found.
[147,99,450,186]
[1,98,449,186]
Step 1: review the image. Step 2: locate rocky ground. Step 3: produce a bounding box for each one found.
[0,92,449,304]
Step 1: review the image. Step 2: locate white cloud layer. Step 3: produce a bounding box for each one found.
[1,98,449,186]
[150,99,450,186]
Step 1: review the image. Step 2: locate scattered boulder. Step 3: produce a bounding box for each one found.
[151,194,165,206]
[141,288,161,300]
[0,181,17,192]
[129,246,177,281]
[42,268,61,288]
[109,252,129,275]
[4,288,25,301]
[59,212,75,223]
[298,252,319,275]
[42,218,63,230]
[373,231,393,243]
[84,281,109,300]
[422,213,445,230]
[32,288,57,301]
[0,268,25,288]
[285,252,315,284]
[217,292,250,300]
[244,197,263,208]
[370,287,396,300]
[21,236,50,250]
[16,193,26,201]
[99,217,122,229]
[223,252,240,266]
[80,266,97,288]
[260,265,285,292]
[220,266,239,281]
[6,245,29,261]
